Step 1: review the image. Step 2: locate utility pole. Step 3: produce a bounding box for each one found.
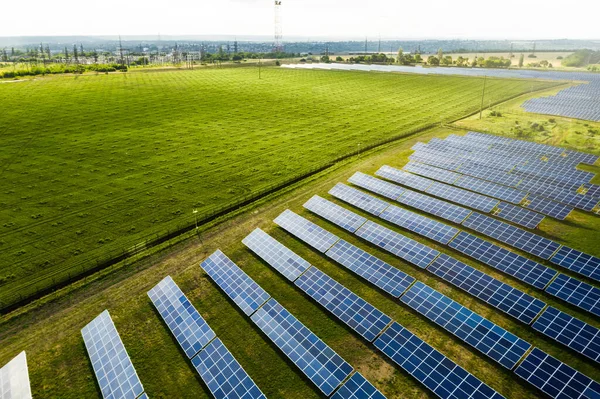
[479,75,487,120]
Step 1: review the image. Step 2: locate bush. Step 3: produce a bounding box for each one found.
[489,110,502,117]
[275,60,281,66]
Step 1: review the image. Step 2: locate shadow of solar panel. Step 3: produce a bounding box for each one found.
[330,372,386,399]
[274,209,339,252]
[545,274,600,317]
[514,348,600,399]
[448,231,557,289]
[397,189,472,224]
[191,338,266,399]
[379,205,459,245]
[374,322,505,399]
[356,221,440,269]
[375,165,434,192]
[243,228,311,282]
[303,195,367,233]
[348,172,406,200]
[295,267,392,342]
[325,239,415,298]
[492,202,545,229]
[454,175,527,204]
[550,247,600,283]
[532,307,600,364]
[427,254,546,324]
[81,311,146,399]
[250,299,353,396]
[200,250,270,316]
[401,282,531,369]
[148,276,216,358]
[329,183,390,216]
[403,162,461,184]
[461,212,560,260]
[0,352,32,399]
[426,182,500,213]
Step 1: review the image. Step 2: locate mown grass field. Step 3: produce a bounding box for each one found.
[0,66,560,309]
[0,124,598,399]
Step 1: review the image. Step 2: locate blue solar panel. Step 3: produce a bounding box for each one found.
[330,372,386,399]
[303,195,367,233]
[147,276,216,358]
[426,182,500,213]
[190,338,266,399]
[348,172,406,200]
[448,231,557,289]
[514,348,600,399]
[295,267,392,342]
[374,322,505,399]
[522,195,573,220]
[250,298,354,396]
[427,254,546,324]
[376,165,434,192]
[397,189,472,224]
[401,282,531,369]
[545,274,600,317]
[379,205,460,245]
[355,221,440,269]
[550,247,600,283]
[492,202,545,229]
[274,209,340,252]
[532,307,600,364]
[403,161,461,184]
[81,310,146,399]
[242,228,311,282]
[325,239,415,298]
[454,175,527,204]
[200,250,270,316]
[461,212,560,260]
[329,183,390,216]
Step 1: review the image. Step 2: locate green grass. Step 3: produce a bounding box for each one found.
[1,125,598,399]
[0,67,559,309]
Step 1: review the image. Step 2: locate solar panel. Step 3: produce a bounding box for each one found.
[303,195,367,233]
[401,282,531,369]
[200,250,270,316]
[375,165,434,192]
[403,161,461,184]
[330,372,386,399]
[0,352,32,399]
[81,310,146,399]
[250,298,354,396]
[427,254,546,324]
[355,221,440,269]
[348,172,406,200]
[329,183,390,216]
[550,246,600,283]
[448,231,557,289]
[492,202,545,229]
[522,195,573,220]
[531,307,600,363]
[461,212,560,260]
[426,182,500,213]
[190,338,266,399]
[514,348,600,399]
[545,274,600,317]
[379,204,460,245]
[295,266,392,342]
[274,209,340,253]
[147,276,216,358]
[454,175,527,204]
[373,322,505,399]
[325,239,415,297]
[242,228,311,282]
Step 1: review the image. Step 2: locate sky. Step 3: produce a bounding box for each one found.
[1,0,598,40]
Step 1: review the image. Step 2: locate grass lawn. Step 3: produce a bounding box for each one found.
[0,122,598,398]
[0,66,560,309]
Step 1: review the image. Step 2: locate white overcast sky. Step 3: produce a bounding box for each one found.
[1,0,598,39]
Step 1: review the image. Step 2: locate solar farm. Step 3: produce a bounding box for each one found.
[1,64,600,399]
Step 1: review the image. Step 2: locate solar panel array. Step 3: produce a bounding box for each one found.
[378,205,459,245]
[550,246,600,283]
[303,195,367,233]
[532,307,600,363]
[348,172,406,200]
[328,183,390,216]
[401,282,531,369]
[492,201,545,229]
[545,274,600,317]
[273,209,339,252]
[81,310,146,399]
[522,195,573,220]
[0,352,32,399]
[330,372,386,399]
[426,182,500,213]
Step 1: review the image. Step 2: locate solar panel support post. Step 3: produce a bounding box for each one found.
[479,75,487,120]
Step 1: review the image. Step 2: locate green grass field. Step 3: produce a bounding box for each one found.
[0,67,560,309]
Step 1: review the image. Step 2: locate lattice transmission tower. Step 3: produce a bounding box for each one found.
[274,1,283,52]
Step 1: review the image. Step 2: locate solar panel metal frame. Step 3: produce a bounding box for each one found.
[330,372,386,399]
[274,209,340,253]
[303,195,367,233]
[545,274,600,317]
[0,352,32,399]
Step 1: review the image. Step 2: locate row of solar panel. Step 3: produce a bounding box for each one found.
[350,169,600,284]
[269,208,600,399]
[298,197,600,365]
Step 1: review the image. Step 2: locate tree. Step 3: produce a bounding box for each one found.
[427,55,439,66]
[518,53,524,67]
[73,44,79,64]
[45,45,51,59]
[442,55,453,66]
[414,54,422,63]
[437,48,443,61]
[397,47,404,65]
[11,47,15,56]
[64,46,69,63]
[335,56,343,62]
[320,55,330,63]
[80,44,84,57]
